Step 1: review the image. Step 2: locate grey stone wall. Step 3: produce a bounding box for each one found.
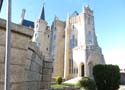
[0,18,52,90]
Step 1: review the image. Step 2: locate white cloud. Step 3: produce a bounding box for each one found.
[104,48,125,69]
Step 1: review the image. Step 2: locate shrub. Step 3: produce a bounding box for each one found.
[77,77,96,90]
[93,64,120,90]
[55,76,62,84]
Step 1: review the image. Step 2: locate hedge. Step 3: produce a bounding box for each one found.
[77,77,96,90]
[93,64,120,90]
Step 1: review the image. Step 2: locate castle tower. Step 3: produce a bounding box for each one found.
[83,5,98,47]
[51,17,65,78]
[32,5,51,57]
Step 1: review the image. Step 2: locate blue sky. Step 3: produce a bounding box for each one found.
[0,0,125,68]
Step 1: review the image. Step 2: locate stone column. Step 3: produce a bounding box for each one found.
[78,64,82,77]
[64,19,70,79]
[64,29,70,79]
[84,50,89,77]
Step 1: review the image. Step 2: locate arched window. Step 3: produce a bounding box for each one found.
[88,16,91,24]
[87,31,92,45]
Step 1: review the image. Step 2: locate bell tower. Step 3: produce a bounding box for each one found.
[83,5,105,77]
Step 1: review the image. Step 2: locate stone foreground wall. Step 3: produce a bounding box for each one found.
[26,42,52,90]
[0,18,52,90]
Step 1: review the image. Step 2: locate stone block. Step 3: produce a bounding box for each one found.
[0,64,4,82]
[0,29,6,45]
[35,55,43,66]
[40,67,43,74]
[27,49,33,60]
[0,28,31,49]
[10,48,27,65]
[40,82,50,89]
[43,61,52,69]
[42,75,51,82]
[25,81,40,90]
[30,61,41,73]
[0,83,4,90]
[0,64,26,83]
[11,82,27,90]
[36,81,41,90]
[25,70,42,81]
[10,65,25,82]
[42,68,52,75]
[11,32,30,49]
[25,59,31,70]
[0,46,5,63]
[31,52,36,61]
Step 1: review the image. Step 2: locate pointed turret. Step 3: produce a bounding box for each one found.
[40,5,45,20]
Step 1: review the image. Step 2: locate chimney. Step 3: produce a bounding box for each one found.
[19,9,26,24]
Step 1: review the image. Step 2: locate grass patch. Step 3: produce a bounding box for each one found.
[51,83,77,88]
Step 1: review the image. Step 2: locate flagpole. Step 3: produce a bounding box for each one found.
[4,0,11,90]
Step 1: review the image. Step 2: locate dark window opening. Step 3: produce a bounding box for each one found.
[81,64,84,77]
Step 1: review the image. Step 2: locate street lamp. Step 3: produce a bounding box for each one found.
[4,0,12,90]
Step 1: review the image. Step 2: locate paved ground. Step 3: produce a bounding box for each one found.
[64,77,82,84]
[119,85,125,90]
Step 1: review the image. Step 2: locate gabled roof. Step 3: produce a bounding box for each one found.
[22,19,34,28]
